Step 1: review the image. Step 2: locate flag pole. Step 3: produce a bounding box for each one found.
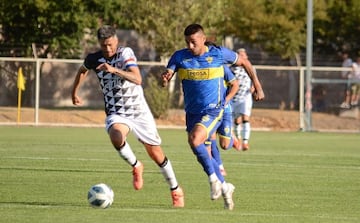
[17,85,22,124]
[17,67,25,124]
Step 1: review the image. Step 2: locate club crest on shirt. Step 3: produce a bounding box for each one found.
[206,56,213,64]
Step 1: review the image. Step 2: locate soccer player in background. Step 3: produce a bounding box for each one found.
[71,25,184,208]
[161,23,264,210]
[340,52,353,109]
[231,48,256,151]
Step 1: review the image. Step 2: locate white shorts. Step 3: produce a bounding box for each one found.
[105,113,162,146]
[232,94,253,118]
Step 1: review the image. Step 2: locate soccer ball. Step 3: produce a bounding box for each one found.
[87,183,114,209]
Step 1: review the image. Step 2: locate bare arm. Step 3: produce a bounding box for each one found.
[96,63,142,85]
[236,57,265,101]
[71,65,89,106]
[225,79,239,105]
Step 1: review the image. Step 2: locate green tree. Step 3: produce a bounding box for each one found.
[119,0,227,57]
[0,0,91,57]
[314,0,360,56]
[225,0,328,62]
[2,0,360,61]
[0,0,130,58]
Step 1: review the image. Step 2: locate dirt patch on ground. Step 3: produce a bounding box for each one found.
[1,107,359,132]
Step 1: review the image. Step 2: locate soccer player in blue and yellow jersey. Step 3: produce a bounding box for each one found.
[161,23,264,210]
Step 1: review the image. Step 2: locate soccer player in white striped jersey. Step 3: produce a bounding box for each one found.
[231,48,256,151]
[71,25,184,207]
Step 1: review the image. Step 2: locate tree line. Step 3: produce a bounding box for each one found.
[1,0,359,64]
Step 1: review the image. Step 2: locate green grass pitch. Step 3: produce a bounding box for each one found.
[0,126,359,223]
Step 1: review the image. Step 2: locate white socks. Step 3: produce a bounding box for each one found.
[242,121,251,142]
[160,159,179,189]
[117,142,137,166]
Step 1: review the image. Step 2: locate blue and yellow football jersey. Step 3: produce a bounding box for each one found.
[167,45,238,114]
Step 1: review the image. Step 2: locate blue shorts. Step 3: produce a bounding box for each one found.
[217,111,232,139]
[186,109,224,140]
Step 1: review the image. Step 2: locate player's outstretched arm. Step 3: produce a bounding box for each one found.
[237,58,265,101]
[71,65,88,106]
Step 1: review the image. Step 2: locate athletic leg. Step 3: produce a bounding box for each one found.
[108,122,144,190]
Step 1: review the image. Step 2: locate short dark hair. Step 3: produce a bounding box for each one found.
[184,23,204,36]
[97,25,117,40]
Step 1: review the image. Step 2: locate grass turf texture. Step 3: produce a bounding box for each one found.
[0,126,359,223]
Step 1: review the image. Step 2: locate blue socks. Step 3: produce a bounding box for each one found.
[193,142,224,183]
[210,139,222,165]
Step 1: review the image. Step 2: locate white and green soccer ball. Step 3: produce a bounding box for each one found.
[87,183,114,209]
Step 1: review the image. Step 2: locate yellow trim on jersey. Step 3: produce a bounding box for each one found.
[178,67,224,81]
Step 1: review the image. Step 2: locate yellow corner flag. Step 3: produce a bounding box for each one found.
[17,67,26,91]
[17,67,26,124]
